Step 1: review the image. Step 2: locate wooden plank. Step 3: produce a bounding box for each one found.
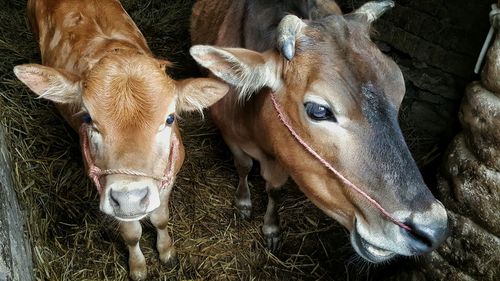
[0,125,33,281]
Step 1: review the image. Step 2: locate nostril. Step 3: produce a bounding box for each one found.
[135,187,148,200]
[403,220,448,254]
[109,189,120,207]
[139,188,149,207]
[407,225,434,249]
[106,185,156,217]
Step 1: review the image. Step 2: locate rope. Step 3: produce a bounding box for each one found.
[474,4,500,74]
[80,124,178,193]
[269,92,412,232]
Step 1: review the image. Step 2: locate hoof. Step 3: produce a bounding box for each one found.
[264,231,281,253]
[129,256,147,281]
[238,205,252,219]
[129,269,147,281]
[236,202,252,219]
[160,247,178,270]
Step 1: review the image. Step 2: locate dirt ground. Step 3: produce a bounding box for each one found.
[0,0,427,280]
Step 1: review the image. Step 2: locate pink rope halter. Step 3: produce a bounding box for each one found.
[80,124,179,194]
[269,91,412,232]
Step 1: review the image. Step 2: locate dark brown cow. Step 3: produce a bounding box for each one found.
[190,0,448,262]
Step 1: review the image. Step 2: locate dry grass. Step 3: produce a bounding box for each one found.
[0,1,424,280]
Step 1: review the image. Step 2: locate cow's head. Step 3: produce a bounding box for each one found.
[14,51,228,221]
[190,1,447,262]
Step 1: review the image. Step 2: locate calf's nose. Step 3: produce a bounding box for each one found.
[109,187,149,216]
[402,202,449,254]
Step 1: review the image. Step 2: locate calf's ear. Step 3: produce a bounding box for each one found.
[13,64,82,104]
[190,45,282,99]
[175,78,229,113]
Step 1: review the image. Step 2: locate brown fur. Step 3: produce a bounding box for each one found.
[191,0,448,261]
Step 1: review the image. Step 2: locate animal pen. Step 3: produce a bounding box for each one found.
[0,0,498,280]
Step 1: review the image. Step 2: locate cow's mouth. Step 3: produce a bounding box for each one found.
[114,213,148,222]
[351,225,396,263]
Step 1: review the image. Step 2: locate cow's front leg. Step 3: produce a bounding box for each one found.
[228,143,253,219]
[150,191,177,269]
[260,159,288,253]
[263,182,282,252]
[119,221,146,281]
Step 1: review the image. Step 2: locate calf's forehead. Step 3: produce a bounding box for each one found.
[82,54,176,131]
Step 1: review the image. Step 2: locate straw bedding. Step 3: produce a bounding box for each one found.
[0,0,425,280]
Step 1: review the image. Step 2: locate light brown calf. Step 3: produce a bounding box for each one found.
[191,0,448,262]
[13,0,228,280]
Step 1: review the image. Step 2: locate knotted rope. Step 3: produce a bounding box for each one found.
[80,124,179,194]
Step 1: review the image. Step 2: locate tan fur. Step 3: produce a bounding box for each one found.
[16,1,228,280]
[84,53,173,130]
[23,1,183,280]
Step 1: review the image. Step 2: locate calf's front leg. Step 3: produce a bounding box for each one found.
[150,191,177,268]
[119,221,147,281]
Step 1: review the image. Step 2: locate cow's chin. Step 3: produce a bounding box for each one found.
[113,214,149,222]
[350,224,397,263]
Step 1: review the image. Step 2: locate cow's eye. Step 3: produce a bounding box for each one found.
[166,114,175,125]
[304,102,336,122]
[82,114,92,124]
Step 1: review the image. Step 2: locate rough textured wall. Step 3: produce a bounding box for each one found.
[337,0,493,176]
[0,126,33,281]
[429,6,500,279]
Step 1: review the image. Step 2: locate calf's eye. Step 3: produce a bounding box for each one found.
[166,114,175,125]
[304,102,336,122]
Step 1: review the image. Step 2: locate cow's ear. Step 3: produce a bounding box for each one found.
[190,45,282,100]
[175,78,229,113]
[13,64,82,104]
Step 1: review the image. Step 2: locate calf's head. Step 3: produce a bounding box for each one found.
[14,52,228,221]
[191,1,447,262]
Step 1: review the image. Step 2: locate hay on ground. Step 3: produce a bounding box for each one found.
[0,1,429,280]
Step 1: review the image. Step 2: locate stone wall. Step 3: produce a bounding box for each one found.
[428,5,500,279]
[337,0,493,175]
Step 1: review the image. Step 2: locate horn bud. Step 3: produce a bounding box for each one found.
[277,15,306,61]
[354,0,395,23]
